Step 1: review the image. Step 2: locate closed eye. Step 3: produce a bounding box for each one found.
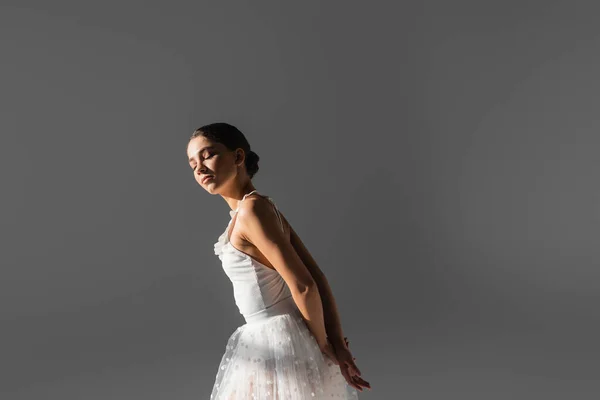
[189,154,215,169]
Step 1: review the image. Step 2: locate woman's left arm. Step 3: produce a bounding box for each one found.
[281,214,370,390]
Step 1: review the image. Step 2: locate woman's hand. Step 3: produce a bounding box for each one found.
[331,337,371,392]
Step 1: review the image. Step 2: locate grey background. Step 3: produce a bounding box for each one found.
[1,1,599,399]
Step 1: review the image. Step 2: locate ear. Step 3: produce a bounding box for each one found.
[234,149,245,166]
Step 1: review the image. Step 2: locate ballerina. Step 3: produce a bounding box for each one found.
[186,122,371,399]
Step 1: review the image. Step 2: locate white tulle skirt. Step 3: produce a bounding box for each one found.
[209,298,359,399]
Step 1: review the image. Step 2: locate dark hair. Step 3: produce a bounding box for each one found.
[190,122,260,179]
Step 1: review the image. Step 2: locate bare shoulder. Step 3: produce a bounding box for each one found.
[236,194,289,243]
[236,194,316,291]
[239,194,291,238]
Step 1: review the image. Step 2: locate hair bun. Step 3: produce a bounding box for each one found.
[246,150,260,178]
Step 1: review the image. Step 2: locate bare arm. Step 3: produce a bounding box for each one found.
[237,198,329,348]
[280,214,371,391]
[280,213,347,349]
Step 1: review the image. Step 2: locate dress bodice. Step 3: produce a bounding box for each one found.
[213,190,293,323]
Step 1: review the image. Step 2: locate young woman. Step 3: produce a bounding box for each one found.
[186,122,371,399]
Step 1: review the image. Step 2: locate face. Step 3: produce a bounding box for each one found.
[187,135,240,193]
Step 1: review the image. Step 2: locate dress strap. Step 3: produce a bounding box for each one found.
[231,190,284,233]
[233,189,259,212]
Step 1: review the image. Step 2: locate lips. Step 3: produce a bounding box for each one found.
[201,175,214,184]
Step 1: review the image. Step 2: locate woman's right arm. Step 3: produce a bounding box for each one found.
[282,214,347,348]
[236,198,329,349]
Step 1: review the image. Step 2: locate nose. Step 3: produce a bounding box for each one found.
[196,163,207,174]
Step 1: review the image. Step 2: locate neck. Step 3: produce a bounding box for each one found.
[223,183,257,212]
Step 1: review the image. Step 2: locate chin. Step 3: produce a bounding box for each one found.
[203,182,219,193]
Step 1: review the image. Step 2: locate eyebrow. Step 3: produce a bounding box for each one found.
[188,146,215,162]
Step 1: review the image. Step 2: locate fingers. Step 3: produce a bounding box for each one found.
[351,375,371,391]
[342,337,360,375]
[339,365,362,391]
[340,365,370,392]
[337,338,370,391]
[352,375,370,387]
[340,350,361,377]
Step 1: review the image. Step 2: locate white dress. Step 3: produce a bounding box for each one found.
[210,190,359,399]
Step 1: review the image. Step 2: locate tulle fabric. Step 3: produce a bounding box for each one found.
[209,306,359,399]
